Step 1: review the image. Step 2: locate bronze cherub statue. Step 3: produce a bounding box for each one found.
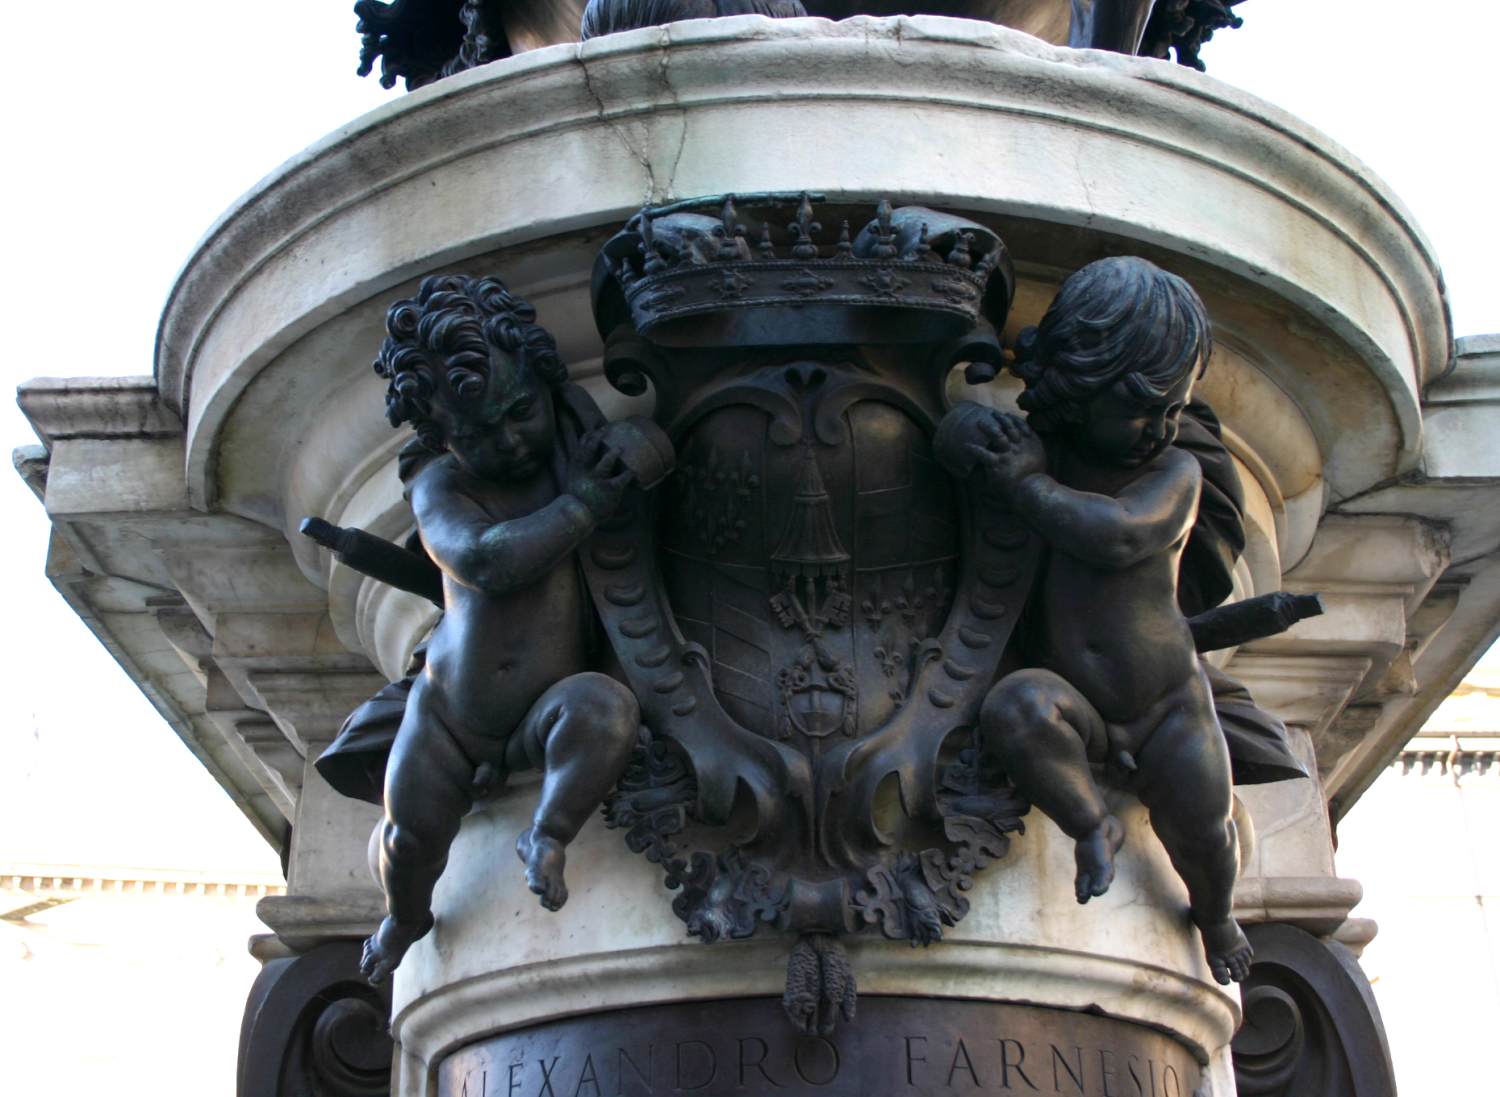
[952,256,1253,983]
[352,274,667,982]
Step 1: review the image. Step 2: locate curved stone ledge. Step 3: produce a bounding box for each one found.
[158,15,1447,532]
[387,792,1238,1092]
[396,944,1236,1095]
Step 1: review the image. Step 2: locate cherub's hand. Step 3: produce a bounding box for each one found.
[566,431,636,521]
[965,412,1047,497]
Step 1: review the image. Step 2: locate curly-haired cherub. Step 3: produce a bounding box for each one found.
[953,256,1252,984]
[357,274,649,983]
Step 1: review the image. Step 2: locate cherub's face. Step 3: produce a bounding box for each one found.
[430,349,554,482]
[1076,367,1196,467]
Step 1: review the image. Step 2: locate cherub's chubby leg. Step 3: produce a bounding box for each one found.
[505,672,640,912]
[1133,676,1252,985]
[980,669,1126,903]
[361,676,480,984]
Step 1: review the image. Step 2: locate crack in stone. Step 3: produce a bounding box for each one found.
[576,46,658,201]
[576,30,692,205]
[657,25,688,202]
[1073,144,1097,227]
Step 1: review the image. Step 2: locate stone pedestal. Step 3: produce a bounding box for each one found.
[391,790,1237,1096]
[438,1001,1202,1097]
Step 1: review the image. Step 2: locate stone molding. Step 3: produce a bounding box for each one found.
[155,16,1446,516]
[394,941,1238,1094]
[387,797,1239,1094]
[0,864,284,901]
[14,374,387,853]
[1396,740,1500,778]
[16,376,181,446]
[1232,876,1364,937]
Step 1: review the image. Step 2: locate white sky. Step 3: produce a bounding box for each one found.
[0,2,1497,876]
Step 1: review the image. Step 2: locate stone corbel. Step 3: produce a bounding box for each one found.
[1233,726,1367,940]
[1232,513,1451,786]
[239,667,388,755]
[152,601,309,819]
[234,718,303,818]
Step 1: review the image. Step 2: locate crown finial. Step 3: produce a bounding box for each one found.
[717,196,746,262]
[915,222,933,262]
[789,193,821,261]
[640,210,665,276]
[606,196,1009,345]
[946,230,974,271]
[872,199,897,260]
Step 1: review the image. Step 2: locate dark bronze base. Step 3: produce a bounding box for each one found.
[438,996,1202,1097]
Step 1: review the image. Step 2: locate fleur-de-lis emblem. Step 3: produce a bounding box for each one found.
[931,276,979,304]
[781,270,835,297]
[858,268,910,298]
[713,269,754,300]
[640,282,688,310]
[788,193,822,261]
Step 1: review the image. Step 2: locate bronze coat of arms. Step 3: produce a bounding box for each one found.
[310,194,1311,1033]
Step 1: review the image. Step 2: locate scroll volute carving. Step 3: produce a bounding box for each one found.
[1231,923,1397,1097]
[239,941,394,1097]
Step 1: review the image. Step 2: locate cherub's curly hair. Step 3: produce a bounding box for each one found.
[372,274,566,449]
[1012,257,1211,433]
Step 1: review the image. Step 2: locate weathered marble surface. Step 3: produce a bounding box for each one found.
[389,786,1239,1093]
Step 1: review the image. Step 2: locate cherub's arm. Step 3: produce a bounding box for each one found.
[410,467,597,596]
[1012,448,1202,570]
[410,435,632,596]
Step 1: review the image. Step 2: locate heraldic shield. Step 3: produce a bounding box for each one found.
[585,196,1038,1018]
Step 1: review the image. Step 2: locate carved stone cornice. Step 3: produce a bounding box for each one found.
[1396,738,1500,778]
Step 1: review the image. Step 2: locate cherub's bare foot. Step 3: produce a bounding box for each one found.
[516,827,568,911]
[1074,815,1126,903]
[1201,918,1254,984]
[359,914,432,985]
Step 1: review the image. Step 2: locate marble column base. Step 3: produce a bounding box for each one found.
[439,996,1204,1097]
[388,788,1240,1095]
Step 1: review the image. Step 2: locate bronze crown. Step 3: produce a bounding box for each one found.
[594,194,1014,347]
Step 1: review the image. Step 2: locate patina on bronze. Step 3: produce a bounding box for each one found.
[324,273,678,985]
[954,257,1254,983]
[436,996,1204,1097]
